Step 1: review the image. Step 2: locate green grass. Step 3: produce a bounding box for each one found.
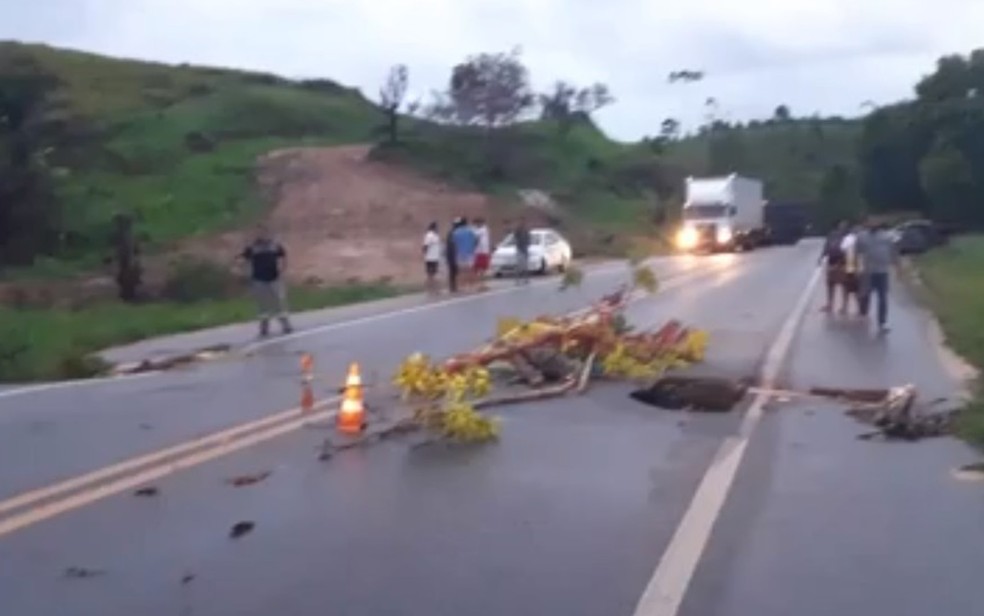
[1,42,383,266]
[0,283,398,383]
[915,235,984,446]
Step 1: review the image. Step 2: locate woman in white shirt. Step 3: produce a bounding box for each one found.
[422,222,441,296]
[839,226,861,314]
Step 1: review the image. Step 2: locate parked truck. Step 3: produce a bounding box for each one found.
[674,174,766,252]
[763,201,808,245]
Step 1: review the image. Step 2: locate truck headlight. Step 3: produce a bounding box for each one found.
[676,227,698,250]
[716,227,733,244]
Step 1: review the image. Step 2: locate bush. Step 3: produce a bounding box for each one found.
[161,258,241,303]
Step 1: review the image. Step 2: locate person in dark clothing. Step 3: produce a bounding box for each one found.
[513,218,532,285]
[445,218,461,293]
[239,225,293,338]
[818,221,848,312]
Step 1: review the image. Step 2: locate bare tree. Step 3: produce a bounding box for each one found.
[540,80,614,136]
[379,64,408,144]
[441,48,535,130]
[660,117,680,141]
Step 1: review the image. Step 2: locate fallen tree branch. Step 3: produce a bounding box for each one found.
[472,380,577,410]
[575,352,597,394]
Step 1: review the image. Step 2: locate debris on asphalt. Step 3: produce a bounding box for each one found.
[181,573,196,585]
[226,471,271,487]
[229,521,255,539]
[826,383,956,441]
[630,375,748,412]
[133,486,159,497]
[110,343,233,376]
[64,566,106,579]
[953,462,984,482]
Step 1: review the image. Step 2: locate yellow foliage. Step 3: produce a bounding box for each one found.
[496,317,524,339]
[632,265,659,294]
[394,354,492,401]
[559,266,585,291]
[675,329,709,362]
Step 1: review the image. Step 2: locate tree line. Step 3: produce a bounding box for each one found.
[859,48,984,228]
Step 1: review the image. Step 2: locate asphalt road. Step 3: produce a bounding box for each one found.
[2,242,982,616]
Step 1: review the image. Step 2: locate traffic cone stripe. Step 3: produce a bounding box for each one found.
[337,362,365,434]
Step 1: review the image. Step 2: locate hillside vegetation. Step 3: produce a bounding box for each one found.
[2,41,870,274]
[0,41,383,268]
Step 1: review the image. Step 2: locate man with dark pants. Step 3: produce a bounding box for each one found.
[513,218,531,285]
[240,225,293,338]
[857,220,896,333]
[445,218,460,293]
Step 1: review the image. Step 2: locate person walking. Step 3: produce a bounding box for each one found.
[472,217,491,291]
[422,221,441,297]
[839,222,862,314]
[513,218,532,285]
[452,216,478,291]
[818,221,848,312]
[857,220,897,332]
[239,225,293,338]
[445,218,460,293]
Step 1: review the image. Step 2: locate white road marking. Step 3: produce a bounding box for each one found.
[631,266,822,616]
[0,257,730,535]
[0,259,705,403]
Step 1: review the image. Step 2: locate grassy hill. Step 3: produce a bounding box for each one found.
[1,42,384,269]
[2,42,864,271]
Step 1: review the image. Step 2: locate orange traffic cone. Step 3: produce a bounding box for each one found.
[300,353,315,413]
[337,362,365,434]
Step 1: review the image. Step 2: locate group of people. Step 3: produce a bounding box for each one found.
[423,217,532,295]
[819,218,898,332]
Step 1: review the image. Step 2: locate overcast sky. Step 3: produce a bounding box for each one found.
[3,0,983,141]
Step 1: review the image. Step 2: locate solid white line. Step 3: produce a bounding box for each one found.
[0,406,336,538]
[0,259,700,402]
[0,262,633,402]
[0,257,723,533]
[631,266,822,616]
[0,396,337,518]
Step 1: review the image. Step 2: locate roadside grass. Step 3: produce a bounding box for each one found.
[914,235,984,447]
[0,283,398,383]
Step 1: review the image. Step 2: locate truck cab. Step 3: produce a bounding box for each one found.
[675,174,765,253]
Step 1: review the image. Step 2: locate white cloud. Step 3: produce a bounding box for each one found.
[3,0,983,140]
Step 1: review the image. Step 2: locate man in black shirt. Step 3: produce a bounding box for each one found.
[240,226,293,337]
[818,220,848,313]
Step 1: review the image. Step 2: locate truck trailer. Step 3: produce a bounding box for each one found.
[675,174,766,252]
[763,201,808,245]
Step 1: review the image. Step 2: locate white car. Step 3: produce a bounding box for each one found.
[490,228,573,276]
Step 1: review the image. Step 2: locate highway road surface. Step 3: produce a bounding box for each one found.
[1,241,983,616]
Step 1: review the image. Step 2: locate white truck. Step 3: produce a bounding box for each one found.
[674,174,766,252]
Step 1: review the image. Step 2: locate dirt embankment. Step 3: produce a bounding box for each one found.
[185,145,534,286]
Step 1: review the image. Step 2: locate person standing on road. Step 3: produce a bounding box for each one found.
[839,222,863,314]
[819,221,848,312]
[857,220,897,332]
[239,225,293,338]
[452,216,478,291]
[472,217,491,291]
[445,218,460,294]
[513,218,532,285]
[422,221,441,297]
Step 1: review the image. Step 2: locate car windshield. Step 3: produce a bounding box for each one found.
[684,204,728,219]
[498,232,544,248]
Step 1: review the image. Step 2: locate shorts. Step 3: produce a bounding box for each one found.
[473,253,490,272]
[425,261,439,277]
[842,272,859,294]
[825,265,844,286]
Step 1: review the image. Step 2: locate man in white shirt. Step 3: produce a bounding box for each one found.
[472,217,491,291]
[422,222,441,296]
[839,225,861,314]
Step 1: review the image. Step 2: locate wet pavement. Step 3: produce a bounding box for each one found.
[2,242,982,616]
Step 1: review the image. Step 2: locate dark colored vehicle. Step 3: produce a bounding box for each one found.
[763,202,808,245]
[891,219,948,255]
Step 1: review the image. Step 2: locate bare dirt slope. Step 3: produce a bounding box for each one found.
[188,145,528,286]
